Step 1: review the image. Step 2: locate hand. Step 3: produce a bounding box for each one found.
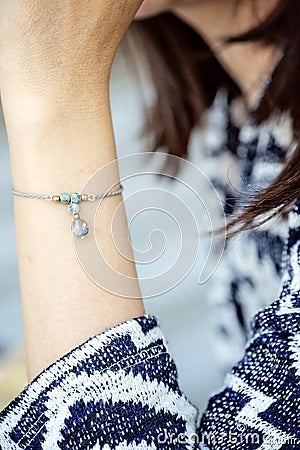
[0,0,142,102]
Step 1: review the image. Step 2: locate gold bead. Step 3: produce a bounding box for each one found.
[73,213,80,220]
[52,195,61,202]
[81,194,88,201]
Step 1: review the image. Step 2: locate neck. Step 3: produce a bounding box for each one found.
[173,0,279,108]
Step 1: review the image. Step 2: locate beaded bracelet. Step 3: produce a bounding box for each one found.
[12,185,123,238]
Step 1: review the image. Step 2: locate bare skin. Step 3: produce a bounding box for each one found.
[137,0,279,107]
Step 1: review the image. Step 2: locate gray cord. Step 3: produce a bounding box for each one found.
[12,185,123,202]
[11,190,51,200]
[93,186,123,200]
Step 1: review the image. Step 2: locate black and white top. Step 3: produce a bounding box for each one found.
[0,92,299,450]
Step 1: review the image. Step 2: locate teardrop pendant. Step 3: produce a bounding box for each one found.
[72,217,89,238]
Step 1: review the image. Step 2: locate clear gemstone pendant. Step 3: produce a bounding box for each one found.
[72,217,89,238]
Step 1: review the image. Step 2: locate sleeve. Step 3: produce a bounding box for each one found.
[0,315,198,450]
[198,199,300,450]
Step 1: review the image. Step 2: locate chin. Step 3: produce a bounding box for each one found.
[135,0,171,19]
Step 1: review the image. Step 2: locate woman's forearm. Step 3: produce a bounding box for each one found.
[0,0,144,381]
[2,82,144,382]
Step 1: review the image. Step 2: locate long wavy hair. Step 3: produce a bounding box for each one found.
[129,0,300,235]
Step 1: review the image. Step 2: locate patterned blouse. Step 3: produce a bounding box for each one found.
[0,92,299,450]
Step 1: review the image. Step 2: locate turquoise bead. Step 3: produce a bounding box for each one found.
[71,193,81,204]
[60,193,71,204]
[68,203,80,215]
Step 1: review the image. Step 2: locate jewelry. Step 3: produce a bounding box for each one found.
[12,185,123,238]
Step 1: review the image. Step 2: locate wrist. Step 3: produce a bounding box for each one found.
[1,75,111,123]
[2,84,117,193]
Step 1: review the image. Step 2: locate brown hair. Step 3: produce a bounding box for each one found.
[129,0,300,235]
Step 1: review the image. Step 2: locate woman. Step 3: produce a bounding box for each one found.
[0,0,299,448]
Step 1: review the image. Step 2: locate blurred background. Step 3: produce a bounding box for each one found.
[0,52,237,413]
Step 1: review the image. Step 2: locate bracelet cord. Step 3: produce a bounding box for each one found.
[11,185,124,239]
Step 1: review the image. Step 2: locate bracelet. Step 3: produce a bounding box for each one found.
[12,185,123,238]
